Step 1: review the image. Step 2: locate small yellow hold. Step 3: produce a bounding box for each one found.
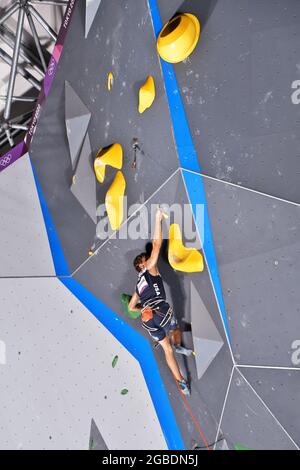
[157,13,200,63]
[105,171,126,231]
[168,223,204,273]
[94,143,123,184]
[88,250,93,257]
[72,175,76,185]
[107,72,114,91]
[138,75,156,114]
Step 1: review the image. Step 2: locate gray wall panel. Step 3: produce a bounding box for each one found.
[203,175,300,367]
[217,369,297,450]
[170,0,300,202]
[0,154,55,277]
[29,0,179,273]
[241,367,300,447]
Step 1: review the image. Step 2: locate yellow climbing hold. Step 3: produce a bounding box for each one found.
[168,223,204,272]
[107,72,114,91]
[157,13,200,63]
[138,75,156,113]
[94,143,123,184]
[105,171,126,231]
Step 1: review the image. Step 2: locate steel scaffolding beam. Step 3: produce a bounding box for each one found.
[3,5,26,121]
[0,0,67,149]
[25,7,47,72]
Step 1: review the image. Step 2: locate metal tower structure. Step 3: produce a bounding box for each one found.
[0,0,68,149]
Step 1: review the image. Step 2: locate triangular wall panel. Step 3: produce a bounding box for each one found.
[89,419,108,450]
[190,281,224,379]
[240,367,300,448]
[217,369,297,450]
[65,81,91,170]
[70,133,97,224]
[85,0,102,38]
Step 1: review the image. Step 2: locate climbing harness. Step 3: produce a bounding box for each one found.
[141,301,173,332]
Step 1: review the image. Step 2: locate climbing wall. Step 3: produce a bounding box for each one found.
[165,0,300,204]
[202,176,300,367]
[215,369,298,450]
[240,367,300,446]
[74,169,233,447]
[0,277,166,450]
[0,0,299,451]
[29,0,178,273]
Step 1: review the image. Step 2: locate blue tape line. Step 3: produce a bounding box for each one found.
[148,0,200,173]
[148,0,230,340]
[60,277,185,450]
[30,157,70,276]
[182,169,231,339]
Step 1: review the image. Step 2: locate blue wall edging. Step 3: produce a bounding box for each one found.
[60,277,185,450]
[148,0,231,341]
[182,169,231,339]
[30,157,70,277]
[148,0,201,173]
[30,156,185,449]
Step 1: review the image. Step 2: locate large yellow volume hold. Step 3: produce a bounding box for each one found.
[168,223,204,272]
[105,171,126,231]
[157,13,200,63]
[138,75,156,113]
[94,143,123,183]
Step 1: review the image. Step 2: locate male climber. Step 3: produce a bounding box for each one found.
[128,208,192,395]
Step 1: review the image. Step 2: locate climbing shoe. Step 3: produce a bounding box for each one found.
[174,345,194,357]
[178,379,190,396]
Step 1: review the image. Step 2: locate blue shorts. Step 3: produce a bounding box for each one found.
[143,307,178,342]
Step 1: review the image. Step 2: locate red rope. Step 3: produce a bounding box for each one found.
[174,379,212,451]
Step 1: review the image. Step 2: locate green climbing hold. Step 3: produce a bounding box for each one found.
[120,293,141,319]
[112,355,118,368]
[121,389,129,395]
[235,443,254,451]
[89,439,95,450]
